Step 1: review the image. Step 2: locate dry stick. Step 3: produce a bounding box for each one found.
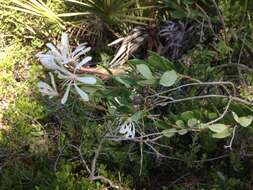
[89,138,120,189]
[169,172,191,186]
[91,175,119,189]
[107,135,164,144]
[149,141,173,149]
[214,63,253,72]
[106,132,163,141]
[237,34,248,85]
[193,154,230,163]
[144,141,181,162]
[68,139,119,188]
[139,138,143,176]
[194,2,218,39]
[143,150,183,161]
[54,144,67,172]
[90,138,105,177]
[155,95,252,107]
[224,125,238,150]
[211,0,227,42]
[68,144,91,174]
[147,81,236,98]
[203,98,232,126]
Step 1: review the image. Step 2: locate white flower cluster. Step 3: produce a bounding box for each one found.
[37,33,97,104]
[118,118,136,138]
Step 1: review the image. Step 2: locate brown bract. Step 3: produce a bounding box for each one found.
[78,66,127,80]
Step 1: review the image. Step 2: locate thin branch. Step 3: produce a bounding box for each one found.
[90,175,119,189]
[224,125,238,150]
[214,63,253,72]
[54,144,67,172]
[193,154,229,163]
[155,95,252,107]
[139,138,143,176]
[169,172,191,186]
[68,144,91,174]
[90,138,105,177]
[203,98,232,126]
[211,0,227,42]
[146,81,236,99]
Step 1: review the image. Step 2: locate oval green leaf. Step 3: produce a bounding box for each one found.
[232,112,239,123]
[137,79,156,86]
[232,112,253,127]
[178,129,188,135]
[136,64,154,80]
[208,124,228,133]
[212,128,231,139]
[187,118,198,128]
[115,76,131,88]
[237,116,253,127]
[176,120,185,128]
[159,70,177,87]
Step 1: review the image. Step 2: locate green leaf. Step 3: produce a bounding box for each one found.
[131,111,144,122]
[212,128,231,139]
[178,129,188,135]
[181,111,194,121]
[155,121,169,129]
[232,112,239,123]
[187,118,198,128]
[137,79,156,86]
[238,116,253,127]
[159,70,177,87]
[81,86,98,94]
[115,76,131,88]
[176,120,185,128]
[128,59,147,65]
[232,111,253,127]
[208,124,228,133]
[136,64,154,80]
[162,128,177,138]
[147,51,174,70]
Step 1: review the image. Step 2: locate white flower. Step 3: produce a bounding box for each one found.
[37,32,92,69]
[118,118,136,138]
[37,33,97,104]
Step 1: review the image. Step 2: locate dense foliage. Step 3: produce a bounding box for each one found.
[0,0,253,189]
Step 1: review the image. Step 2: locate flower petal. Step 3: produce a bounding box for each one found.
[118,121,135,138]
[37,54,60,70]
[77,76,96,85]
[71,43,88,57]
[61,83,71,104]
[119,123,128,134]
[73,47,91,60]
[46,43,62,58]
[74,84,89,101]
[129,123,135,138]
[37,81,58,97]
[49,72,58,92]
[61,33,70,59]
[75,56,92,69]
[108,37,124,47]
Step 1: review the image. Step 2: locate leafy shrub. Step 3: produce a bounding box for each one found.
[0,0,253,189]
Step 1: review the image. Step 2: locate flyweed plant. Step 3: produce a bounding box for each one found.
[37,33,97,104]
